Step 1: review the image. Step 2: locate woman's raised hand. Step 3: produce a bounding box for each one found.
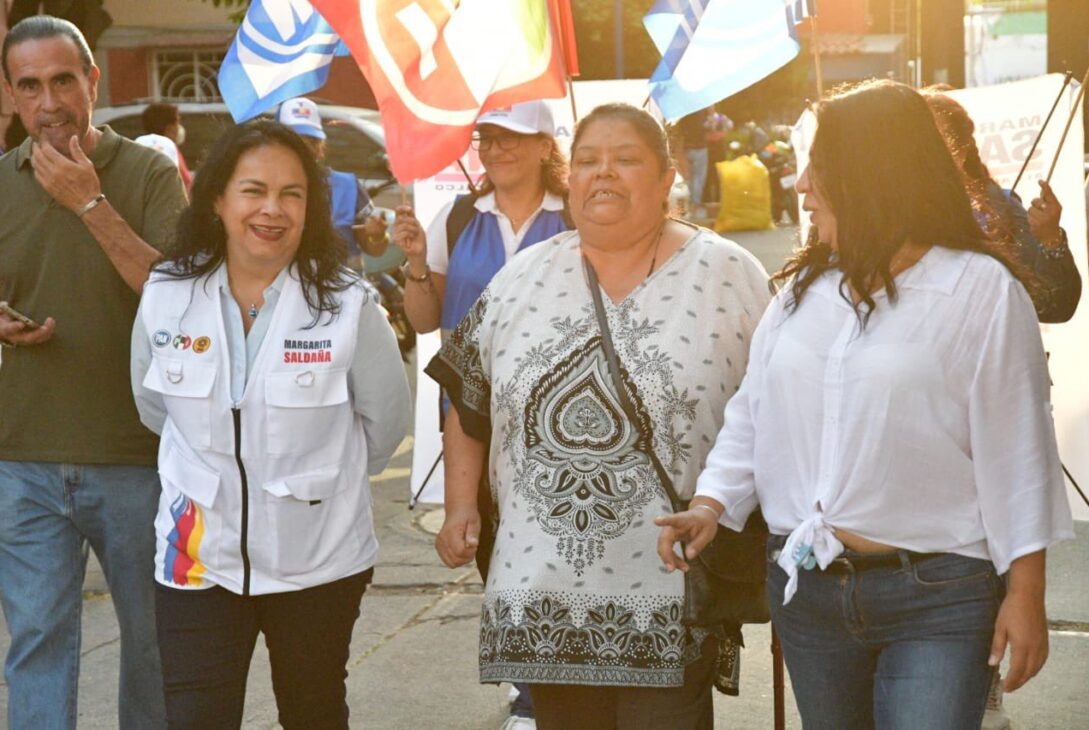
[392,205,428,264]
[1027,180,1063,246]
[654,498,724,572]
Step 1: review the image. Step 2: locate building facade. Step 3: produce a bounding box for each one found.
[1,0,376,145]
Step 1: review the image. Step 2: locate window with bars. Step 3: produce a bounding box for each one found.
[151,49,225,102]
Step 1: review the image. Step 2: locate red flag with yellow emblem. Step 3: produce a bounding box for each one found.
[309,0,569,183]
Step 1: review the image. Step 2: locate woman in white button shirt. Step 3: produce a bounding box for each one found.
[656,80,1073,729]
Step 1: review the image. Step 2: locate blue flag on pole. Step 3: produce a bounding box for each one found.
[644,0,808,121]
[217,0,348,123]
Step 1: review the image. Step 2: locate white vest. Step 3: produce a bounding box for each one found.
[139,265,375,595]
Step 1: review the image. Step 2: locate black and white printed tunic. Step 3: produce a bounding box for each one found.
[427,228,770,688]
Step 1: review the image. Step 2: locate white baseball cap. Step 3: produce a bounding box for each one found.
[278,97,326,140]
[476,100,554,136]
[134,134,179,168]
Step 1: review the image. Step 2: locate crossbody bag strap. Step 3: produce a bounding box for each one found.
[582,256,685,514]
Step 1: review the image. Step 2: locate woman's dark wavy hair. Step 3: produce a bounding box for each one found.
[772,79,1035,324]
[155,120,351,322]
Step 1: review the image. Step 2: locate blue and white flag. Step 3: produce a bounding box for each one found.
[644,0,803,121]
[217,0,348,123]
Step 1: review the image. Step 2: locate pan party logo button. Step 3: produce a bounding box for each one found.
[153,330,171,348]
[172,334,192,351]
[193,336,212,354]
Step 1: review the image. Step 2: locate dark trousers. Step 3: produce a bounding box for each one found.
[528,636,717,730]
[155,569,372,730]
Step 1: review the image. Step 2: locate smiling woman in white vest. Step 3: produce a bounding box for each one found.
[129,120,410,729]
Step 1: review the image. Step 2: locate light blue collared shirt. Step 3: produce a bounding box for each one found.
[217,265,290,405]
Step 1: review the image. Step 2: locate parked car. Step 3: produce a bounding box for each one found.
[92,101,407,211]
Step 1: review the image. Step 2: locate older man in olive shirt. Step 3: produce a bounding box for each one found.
[0,17,186,729]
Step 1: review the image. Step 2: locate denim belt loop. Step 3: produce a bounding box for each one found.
[897,550,913,572]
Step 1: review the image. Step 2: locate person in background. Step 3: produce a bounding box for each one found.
[702,106,731,207]
[426,103,770,729]
[142,102,193,193]
[134,133,180,169]
[134,133,184,200]
[658,79,1073,730]
[0,15,188,729]
[278,97,388,269]
[392,98,570,730]
[924,88,1080,324]
[131,120,409,729]
[675,108,709,218]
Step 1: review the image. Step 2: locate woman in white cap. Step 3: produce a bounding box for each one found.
[393,100,569,340]
[392,99,569,729]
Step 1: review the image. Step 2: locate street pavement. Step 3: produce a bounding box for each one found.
[1,224,1086,728]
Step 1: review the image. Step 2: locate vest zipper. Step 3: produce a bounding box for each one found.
[232,407,252,596]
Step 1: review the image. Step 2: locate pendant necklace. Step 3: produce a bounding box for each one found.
[248,303,259,319]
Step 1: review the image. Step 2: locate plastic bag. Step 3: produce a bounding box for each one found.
[713,155,773,232]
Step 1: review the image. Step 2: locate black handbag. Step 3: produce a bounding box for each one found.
[583,256,769,629]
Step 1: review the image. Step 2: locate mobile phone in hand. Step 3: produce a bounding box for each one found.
[0,302,40,329]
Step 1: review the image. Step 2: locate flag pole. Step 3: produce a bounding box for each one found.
[553,0,579,122]
[568,76,579,122]
[1011,71,1074,193]
[456,159,479,195]
[810,16,824,98]
[1045,65,1089,185]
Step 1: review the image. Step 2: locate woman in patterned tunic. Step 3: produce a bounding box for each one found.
[425,104,771,729]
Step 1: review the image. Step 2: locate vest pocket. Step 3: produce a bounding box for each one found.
[160,442,222,509]
[264,369,350,455]
[262,466,347,502]
[143,356,217,449]
[260,466,357,577]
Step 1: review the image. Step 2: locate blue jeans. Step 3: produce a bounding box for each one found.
[0,461,165,729]
[767,536,1003,730]
[685,148,709,209]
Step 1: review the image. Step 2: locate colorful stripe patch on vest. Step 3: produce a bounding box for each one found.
[164,495,206,586]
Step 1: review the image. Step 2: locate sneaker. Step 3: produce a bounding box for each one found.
[499,716,536,730]
[981,670,1010,730]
